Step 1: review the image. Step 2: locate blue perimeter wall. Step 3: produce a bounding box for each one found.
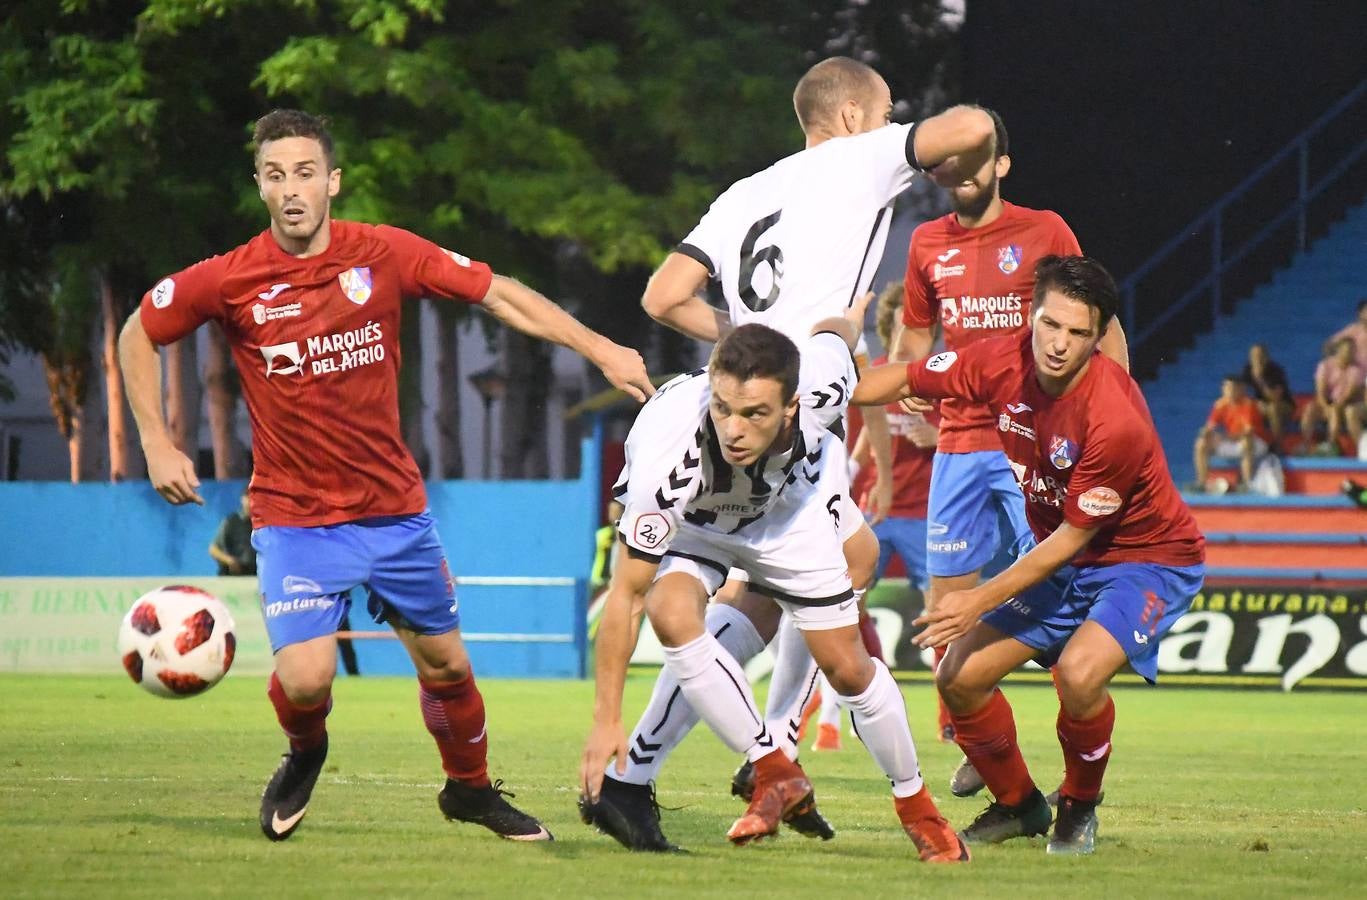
[0,445,600,678]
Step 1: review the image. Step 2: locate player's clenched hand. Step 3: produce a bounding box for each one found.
[912,588,984,648]
[597,343,654,403]
[145,439,204,506]
[907,419,939,449]
[580,719,628,803]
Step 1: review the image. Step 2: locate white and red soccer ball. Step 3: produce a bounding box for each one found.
[118,586,236,698]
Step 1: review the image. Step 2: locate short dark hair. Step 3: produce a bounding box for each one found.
[1032,255,1120,335]
[253,109,336,170]
[710,324,801,403]
[793,57,881,133]
[977,106,1009,158]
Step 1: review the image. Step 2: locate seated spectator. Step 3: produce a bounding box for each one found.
[1301,337,1365,455]
[1239,343,1293,442]
[1323,299,1367,369]
[1195,375,1271,491]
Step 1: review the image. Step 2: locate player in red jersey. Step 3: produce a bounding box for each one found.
[119,109,653,843]
[895,109,1128,794]
[857,255,1205,855]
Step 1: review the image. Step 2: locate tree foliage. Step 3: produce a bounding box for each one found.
[0,0,958,476]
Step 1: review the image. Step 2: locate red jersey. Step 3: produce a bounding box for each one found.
[1206,398,1271,444]
[902,201,1081,453]
[905,334,1204,568]
[849,356,935,518]
[139,220,492,528]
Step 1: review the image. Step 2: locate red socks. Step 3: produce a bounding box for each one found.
[1057,696,1115,802]
[267,672,330,753]
[419,674,491,787]
[949,689,1035,807]
[893,785,943,824]
[857,610,885,663]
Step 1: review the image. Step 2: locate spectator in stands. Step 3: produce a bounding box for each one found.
[1194,375,1270,491]
[1322,299,1367,370]
[209,492,256,575]
[1301,337,1364,455]
[1240,343,1293,443]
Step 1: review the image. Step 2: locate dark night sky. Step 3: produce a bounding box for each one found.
[959,1,1367,280]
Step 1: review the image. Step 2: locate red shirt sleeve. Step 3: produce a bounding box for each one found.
[901,229,937,329]
[904,339,1003,404]
[377,225,493,304]
[138,255,229,346]
[1063,416,1146,529]
[1048,212,1083,256]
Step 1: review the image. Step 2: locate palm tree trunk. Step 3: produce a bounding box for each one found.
[100,274,130,481]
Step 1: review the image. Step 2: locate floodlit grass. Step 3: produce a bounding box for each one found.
[1,674,1364,898]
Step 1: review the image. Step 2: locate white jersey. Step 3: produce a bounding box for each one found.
[679,123,920,344]
[615,331,858,560]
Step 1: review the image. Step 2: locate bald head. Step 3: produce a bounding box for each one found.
[793,57,884,135]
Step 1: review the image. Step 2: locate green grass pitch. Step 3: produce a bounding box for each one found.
[2,673,1364,898]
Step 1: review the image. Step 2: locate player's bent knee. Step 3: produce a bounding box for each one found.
[935,650,993,711]
[278,668,334,706]
[1052,659,1109,713]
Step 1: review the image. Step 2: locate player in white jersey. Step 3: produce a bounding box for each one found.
[578,57,996,851]
[580,302,969,861]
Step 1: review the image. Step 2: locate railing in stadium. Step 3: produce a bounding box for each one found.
[1121,78,1367,365]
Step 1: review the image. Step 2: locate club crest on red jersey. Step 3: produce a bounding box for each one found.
[338,267,373,305]
[1049,434,1078,470]
[997,244,1023,274]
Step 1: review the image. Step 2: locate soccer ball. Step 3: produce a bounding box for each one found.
[117,585,237,698]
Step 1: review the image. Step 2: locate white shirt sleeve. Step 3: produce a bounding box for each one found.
[854,123,918,204]
[798,331,859,433]
[677,181,745,276]
[616,374,709,559]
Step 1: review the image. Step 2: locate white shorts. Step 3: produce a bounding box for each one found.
[722,490,861,585]
[1214,435,1269,457]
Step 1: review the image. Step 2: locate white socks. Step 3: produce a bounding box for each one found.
[662,631,773,761]
[616,603,766,784]
[762,613,819,760]
[837,660,924,797]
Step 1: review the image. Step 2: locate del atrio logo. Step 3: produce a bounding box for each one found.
[260,341,306,376]
[338,267,373,305]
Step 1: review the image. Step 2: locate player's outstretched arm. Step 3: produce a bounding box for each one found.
[641,253,731,343]
[852,362,914,407]
[481,275,655,402]
[581,549,657,802]
[118,313,203,506]
[913,522,1097,647]
[912,105,996,189]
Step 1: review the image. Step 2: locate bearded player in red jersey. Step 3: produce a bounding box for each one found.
[858,255,1205,855]
[895,109,1128,796]
[119,110,653,843]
